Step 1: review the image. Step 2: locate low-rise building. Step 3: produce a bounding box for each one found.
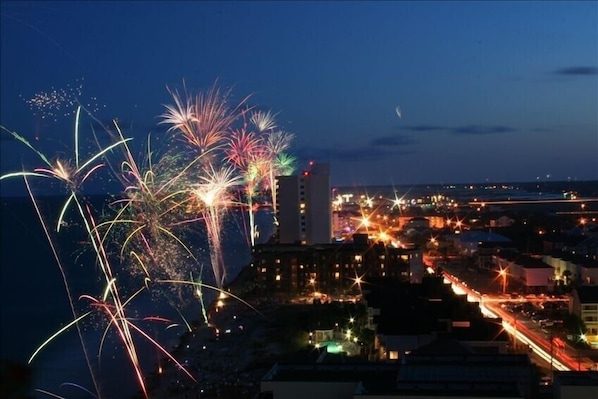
[570,286,598,348]
[452,230,512,257]
[553,371,598,399]
[494,251,555,293]
[259,343,539,399]
[252,239,424,294]
[364,277,509,361]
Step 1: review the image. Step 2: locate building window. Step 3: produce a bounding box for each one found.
[276,274,281,281]
[261,268,267,273]
[334,272,340,280]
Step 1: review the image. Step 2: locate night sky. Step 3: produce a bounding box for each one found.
[1,1,597,193]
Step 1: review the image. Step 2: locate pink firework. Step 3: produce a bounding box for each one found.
[225,122,270,247]
[160,82,246,156]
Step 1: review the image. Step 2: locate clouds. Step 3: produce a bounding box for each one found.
[292,121,519,168]
[370,135,418,147]
[553,66,598,76]
[398,124,517,135]
[452,125,516,135]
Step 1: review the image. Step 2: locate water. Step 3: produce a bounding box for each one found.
[0,196,274,398]
[334,180,598,202]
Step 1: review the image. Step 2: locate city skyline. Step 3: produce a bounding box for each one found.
[1,1,597,195]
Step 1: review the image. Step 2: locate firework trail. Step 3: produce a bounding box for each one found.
[225,122,269,247]
[1,109,195,398]
[263,129,295,215]
[191,164,242,287]
[0,108,133,398]
[93,120,209,310]
[191,270,210,324]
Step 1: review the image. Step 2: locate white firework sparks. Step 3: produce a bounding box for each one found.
[21,78,104,121]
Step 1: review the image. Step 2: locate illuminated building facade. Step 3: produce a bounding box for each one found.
[252,240,423,293]
[276,162,332,245]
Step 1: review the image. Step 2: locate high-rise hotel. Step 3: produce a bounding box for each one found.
[255,162,424,293]
[276,162,332,245]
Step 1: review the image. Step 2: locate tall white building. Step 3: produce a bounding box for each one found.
[276,162,332,245]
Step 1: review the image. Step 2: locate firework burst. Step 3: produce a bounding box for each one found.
[160,82,247,158]
[21,78,105,122]
[191,164,242,287]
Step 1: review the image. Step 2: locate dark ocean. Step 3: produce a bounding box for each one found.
[0,196,274,398]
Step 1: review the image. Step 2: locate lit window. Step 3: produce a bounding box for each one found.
[275,275,281,281]
[261,268,266,273]
[334,272,340,279]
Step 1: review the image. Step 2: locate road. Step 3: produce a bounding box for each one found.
[441,271,596,373]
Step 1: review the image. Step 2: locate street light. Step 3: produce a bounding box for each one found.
[499,268,508,294]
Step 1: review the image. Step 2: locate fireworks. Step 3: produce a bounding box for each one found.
[21,78,105,122]
[2,81,296,398]
[192,165,243,287]
[264,130,295,213]
[250,109,277,132]
[160,82,246,156]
